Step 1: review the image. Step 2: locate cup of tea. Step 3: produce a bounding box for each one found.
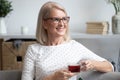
[68,63,81,72]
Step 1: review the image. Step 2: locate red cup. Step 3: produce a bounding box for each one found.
[68,64,80,72]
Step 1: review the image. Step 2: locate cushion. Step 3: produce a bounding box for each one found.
[0,70,21,80]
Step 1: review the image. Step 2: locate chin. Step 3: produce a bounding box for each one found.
[57,31,66,36]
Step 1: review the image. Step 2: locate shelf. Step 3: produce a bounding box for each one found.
[0,34,35,41]
[70,33,120,39]
[0,33,120,41]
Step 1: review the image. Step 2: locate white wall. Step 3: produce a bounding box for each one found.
[5,0,115,35]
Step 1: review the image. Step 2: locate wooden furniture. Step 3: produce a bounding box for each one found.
[0,35,36,70]
[0,39,3,70]
[2,40,36,70]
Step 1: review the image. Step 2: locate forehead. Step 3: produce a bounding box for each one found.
[49,8,67,17]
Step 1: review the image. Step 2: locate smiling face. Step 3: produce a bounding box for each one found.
[43,8,69,38]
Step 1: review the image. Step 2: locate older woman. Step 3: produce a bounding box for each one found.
[21,1,113,80]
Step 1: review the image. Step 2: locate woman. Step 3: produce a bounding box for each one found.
[21,1,113,80]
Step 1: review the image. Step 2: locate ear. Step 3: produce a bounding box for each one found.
[42,20,48,29]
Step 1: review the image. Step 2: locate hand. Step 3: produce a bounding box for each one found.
[53,69,77,80]
[80,60,95,71]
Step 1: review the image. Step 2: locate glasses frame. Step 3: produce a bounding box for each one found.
[44,16,70,24]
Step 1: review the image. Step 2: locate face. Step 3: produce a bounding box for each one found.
[43,9,69,38]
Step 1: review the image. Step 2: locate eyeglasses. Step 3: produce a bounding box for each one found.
[44,16,70,24]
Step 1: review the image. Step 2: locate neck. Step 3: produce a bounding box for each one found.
[46,37,65,46]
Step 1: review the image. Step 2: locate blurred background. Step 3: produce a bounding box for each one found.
[5,0,114,35]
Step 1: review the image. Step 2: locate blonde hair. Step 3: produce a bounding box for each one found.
[36,1,70,45]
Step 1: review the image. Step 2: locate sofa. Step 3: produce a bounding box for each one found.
[0,70,21,80]
[0,70,120,80]
[77,70,120,80]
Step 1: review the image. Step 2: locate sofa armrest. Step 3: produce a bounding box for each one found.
[77,70,104,80]
[77,71,120,80]
[99,72,120,80]
[0,70,22,80]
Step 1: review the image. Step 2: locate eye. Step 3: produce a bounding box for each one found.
[62,17,67,21]
[62,17,70,22]
[53,18,60,22]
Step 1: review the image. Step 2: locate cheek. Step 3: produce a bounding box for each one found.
[65,24,68,30]
[45,25,55,33]
[43,21,53,30]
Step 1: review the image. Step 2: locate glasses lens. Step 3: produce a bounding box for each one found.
[44,16,70,24]
[52,18,60,23]
[62,17,70,23]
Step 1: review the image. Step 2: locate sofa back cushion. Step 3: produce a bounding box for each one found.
[0,70,21,80]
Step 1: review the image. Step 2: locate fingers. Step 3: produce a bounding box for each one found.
[54,67,81,80]
[80,60,94,71]
[54,69,74,80]
[63,72,70,80]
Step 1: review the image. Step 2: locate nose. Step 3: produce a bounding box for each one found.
[58,19,64,25]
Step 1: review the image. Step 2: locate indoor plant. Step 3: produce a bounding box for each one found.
[0,0,13,34]
[105,0,120,34]
[0,0,13,17]
[106,0,120,15]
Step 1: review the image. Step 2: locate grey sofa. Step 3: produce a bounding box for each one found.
[77,70,120,80]
[0,70,21,80]
[99,72,120,80]
[0,70,120,80]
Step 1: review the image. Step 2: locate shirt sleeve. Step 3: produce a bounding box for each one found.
[77,42,106,61]
[74,40,115,71]
[21,45,36,80]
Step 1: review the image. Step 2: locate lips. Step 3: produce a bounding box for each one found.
[56,27,65,32]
